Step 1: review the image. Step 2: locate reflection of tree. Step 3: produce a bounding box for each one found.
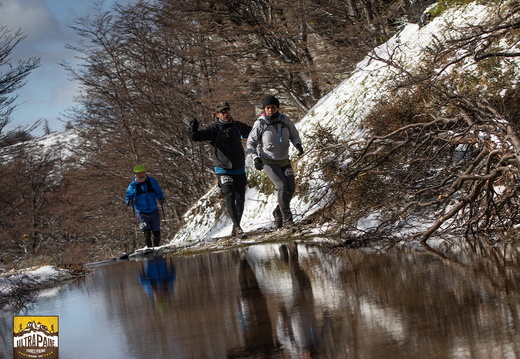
[422,238,520,302]
[1,273,38,313]
[138,256,176,311]
[227,250,279,358]
[42,242,520,359]
[322,241,520,358]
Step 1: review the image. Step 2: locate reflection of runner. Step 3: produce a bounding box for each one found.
[276,244,320,357]
[240,244,321,357]
[138,256,176,311]
[228,250,280,358]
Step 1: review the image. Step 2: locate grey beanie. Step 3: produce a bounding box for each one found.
[262,95,280,109]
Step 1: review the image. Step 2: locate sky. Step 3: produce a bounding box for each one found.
[0,0,131,137]
[0,0,493,257]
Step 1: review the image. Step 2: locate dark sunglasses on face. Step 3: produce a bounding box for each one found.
[219,109,230,114]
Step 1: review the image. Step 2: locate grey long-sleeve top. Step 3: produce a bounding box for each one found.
[246,113,302,162]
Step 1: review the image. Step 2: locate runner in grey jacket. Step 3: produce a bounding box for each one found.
[247,95,304,228]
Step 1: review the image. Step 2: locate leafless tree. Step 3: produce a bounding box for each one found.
[61,1,227,241]
[159,0,436,116]
[0,0,441,265]
[311,1,520,243]
[0,144,65,259]
[0,20,40,148]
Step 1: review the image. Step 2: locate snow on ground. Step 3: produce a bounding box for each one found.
[28,130,81,156]
[171,2,500,245]
[0,129,81,162]
[0,1,511,299]
[0,265,76,301]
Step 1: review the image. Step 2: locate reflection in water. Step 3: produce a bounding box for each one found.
[1,240,520,359]
[228,250,279,358]
[274,244,320,358]
[138,256,176,311]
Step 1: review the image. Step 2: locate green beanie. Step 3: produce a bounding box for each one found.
[133,164,146,173]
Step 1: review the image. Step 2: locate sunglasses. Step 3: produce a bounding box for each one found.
[219,109,231,114]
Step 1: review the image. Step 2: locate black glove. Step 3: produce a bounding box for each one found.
[128,198,135,207]
[254,157,264,171]
[295,143,304,156]
[189,118,199,132]
[159,198,166,205]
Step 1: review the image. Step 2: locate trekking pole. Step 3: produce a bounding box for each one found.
[132,204,139,249]
[160,202,166,218]
[114,203,140,260]
[160,202,169,241]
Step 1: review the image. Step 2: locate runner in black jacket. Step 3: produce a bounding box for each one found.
[190,101,252,238]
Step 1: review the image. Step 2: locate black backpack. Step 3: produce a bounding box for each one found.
[259,118,286,143]
[136,177,155,196]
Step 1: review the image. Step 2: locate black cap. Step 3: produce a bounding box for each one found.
[216,102,231,111]
[262,95,280,109]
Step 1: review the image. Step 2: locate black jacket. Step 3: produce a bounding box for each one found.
[190,118,252,170]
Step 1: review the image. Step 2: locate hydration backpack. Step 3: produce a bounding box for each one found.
[136,177,156,196]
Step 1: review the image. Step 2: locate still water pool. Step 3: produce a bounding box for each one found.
[1,241,520,358]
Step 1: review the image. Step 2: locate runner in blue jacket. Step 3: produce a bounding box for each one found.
[126,164,165,247]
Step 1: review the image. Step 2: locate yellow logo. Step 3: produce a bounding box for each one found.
[13,316,58,359]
